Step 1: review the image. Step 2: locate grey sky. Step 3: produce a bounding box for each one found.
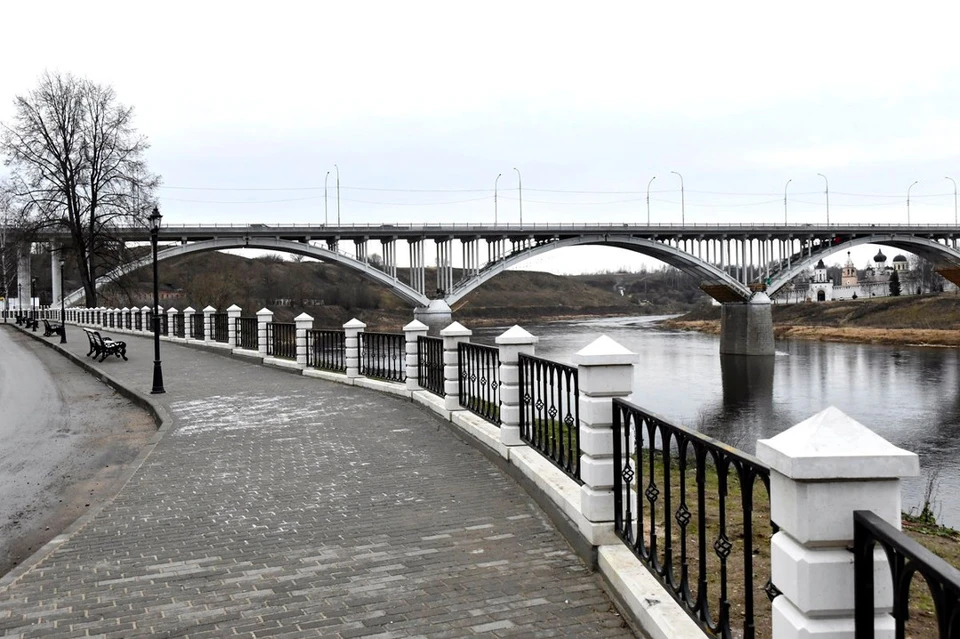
[3,1,959,273]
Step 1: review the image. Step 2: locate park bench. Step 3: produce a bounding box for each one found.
[16,314,39,330]
[42,318,65,338]
[82,328,127,362]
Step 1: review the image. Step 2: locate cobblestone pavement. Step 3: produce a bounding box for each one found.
[0,330,634,638]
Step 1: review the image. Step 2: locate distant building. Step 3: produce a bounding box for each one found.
[805,251,921,302]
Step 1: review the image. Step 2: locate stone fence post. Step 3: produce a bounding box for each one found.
[120,307,129,331]
[574,336,636,529]
[440,321,471,411]
[140,305,149,333]
[496,326,538,447]
[227,304,242,348]
[256,308,273,358]
[756,407,919,638]
[343,318,366,379]
[203,305,216,343]
[403,319,429,391]
[183,306,196,340]
[295,313,314,367]
[167,307,178,338]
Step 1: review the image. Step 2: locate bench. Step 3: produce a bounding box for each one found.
[82,328,127,362]
[43,319,65,338]
[15,314,39,330]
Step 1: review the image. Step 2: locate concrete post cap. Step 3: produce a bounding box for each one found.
[121,307,129,312]
[573,335,637,366]
[343,318,366,329]
[183,306,196,313]
[226,304,242,312]
[167,307,179,314]
[495,325,538,345]
[256,308,274,316]
[203,305,217,312]
[403,319,429,332]
[294,312,314,322]
[440,321,472,337]
[141,305,151,311]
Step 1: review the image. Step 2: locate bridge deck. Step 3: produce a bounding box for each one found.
[0,328,633,638]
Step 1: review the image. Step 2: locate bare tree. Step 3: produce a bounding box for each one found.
[1,71,160,306]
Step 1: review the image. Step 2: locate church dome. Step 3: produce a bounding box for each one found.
[874,250,887,263]
[815,259,826,269]
[892,254,907,262]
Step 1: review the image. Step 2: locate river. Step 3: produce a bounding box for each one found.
[475,315,960,528]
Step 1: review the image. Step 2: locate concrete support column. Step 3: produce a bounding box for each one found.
[440,321,471,411]
[574,336,636,527]
[495,325,538,447]
[295,312,314,367]
[343,318,366,379]
[403,319,429,391]
[413,299,452,335]
[167,307,178,338]
[203,306,216,343]
[256,308,273,358]
[227,304,242,348]
[720,292,774,356]
[757,407,919,639]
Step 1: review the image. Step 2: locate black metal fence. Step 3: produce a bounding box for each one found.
[458,342,500,425]
[134,312,142,331]
[612,398,776,639]
[124,311,132,330]
[417,336,444,397]
[360,332,406,382]
[306,329,346,372]
[518,353,580,481]
[854,509,960,639]
[173,313,185,338]
[236,317,258,350]
[212,313,229,343]
[190,313,205,340]
[267,322,296,360]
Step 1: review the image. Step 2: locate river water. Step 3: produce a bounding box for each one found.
[475,316,960,528]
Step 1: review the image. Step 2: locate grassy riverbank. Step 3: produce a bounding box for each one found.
[663,294,960,346]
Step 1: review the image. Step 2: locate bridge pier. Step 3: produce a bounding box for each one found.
[719,292,774,356]
[413,299,452,336]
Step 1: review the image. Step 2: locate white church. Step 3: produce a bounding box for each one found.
[806,250,917,302]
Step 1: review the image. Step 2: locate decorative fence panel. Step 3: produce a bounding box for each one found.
[267,322,296,360]
[190,313,205,340]
[173,314,185,338]
[134,312,143,331]
[306,329,346,372]
[212,313,229,343]
[236,317,258,350]
[417,336,444,397]
[360,332,406,382]
[458,342,500,425]
[124,312,132,330]
[612,398,776,639]
[517,353,580,481]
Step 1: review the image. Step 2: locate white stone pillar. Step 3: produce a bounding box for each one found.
[121,307,129,332]
[295,312,314,367]
[167,307,178,338]
[756,407,919,639]
[343,318,366,379]
[574,336,636,526]
[256,308,273,358]
[440,321,471,411]
[183,306,196,340]
[495,326,538,447]
[203,305,216,343]
[17,249,30,311]
[227,304,242,348]
[141,305,151,333]
[403,319,429,391]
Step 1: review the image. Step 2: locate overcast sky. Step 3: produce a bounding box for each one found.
[3,1,959,273]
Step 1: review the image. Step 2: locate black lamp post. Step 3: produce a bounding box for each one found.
[31,278,37,331]
[59,257,66,343]
[149,206,165,394]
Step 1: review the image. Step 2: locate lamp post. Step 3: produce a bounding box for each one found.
[324,170,330,225]
[513,167,522,226]
[494,173,501,226]
[784,178,792,224]
[670,171,684,224]
[816,173,830,224]
[149,206,165,394]
[646,175,656,225]
[907,180,919,225]
[31,277,37,331]
[946,177,957,226]
[59,256,66,343]
[334,164,340,226]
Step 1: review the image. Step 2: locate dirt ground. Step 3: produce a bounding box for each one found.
[0,326,156,578]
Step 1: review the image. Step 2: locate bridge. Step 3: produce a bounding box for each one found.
[18,221,960,355]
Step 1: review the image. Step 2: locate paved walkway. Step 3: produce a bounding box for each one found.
[0,328,634,638]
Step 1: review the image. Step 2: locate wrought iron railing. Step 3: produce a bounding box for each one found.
[134,312,142,331]
[267,322,296,360]
[518,353,580,481]
[124,311,132,330]
[108,313,115,328]
[417,335,444,397]
[306,329,346,372]
[360,331,406,382]
[854,509,960,639]
[458,342,500,425]
[173,313,185,338]
[612,398,776,639]
[190,313,205,340]
[236,317,258,350]
[212,313,229,343]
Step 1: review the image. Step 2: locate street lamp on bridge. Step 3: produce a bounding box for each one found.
[670,171,684,224]
[513,167,523,226]
[784,178,792,224]
[646,175,656,225]
[946,177,957,226]
[149,206,165,395]
[907,180,919,225]
[31,278,37,332]
[334,164,341,226]
[324,170,330,226]
[816,173,830,224]
[494,173,501,226]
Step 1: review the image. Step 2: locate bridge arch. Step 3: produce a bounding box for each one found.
[63,237,431,308]
[444,234,752,306]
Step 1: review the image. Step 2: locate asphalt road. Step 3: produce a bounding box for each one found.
[0,325,156,576]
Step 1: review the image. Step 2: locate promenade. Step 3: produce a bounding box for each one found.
[0,327,635,638]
